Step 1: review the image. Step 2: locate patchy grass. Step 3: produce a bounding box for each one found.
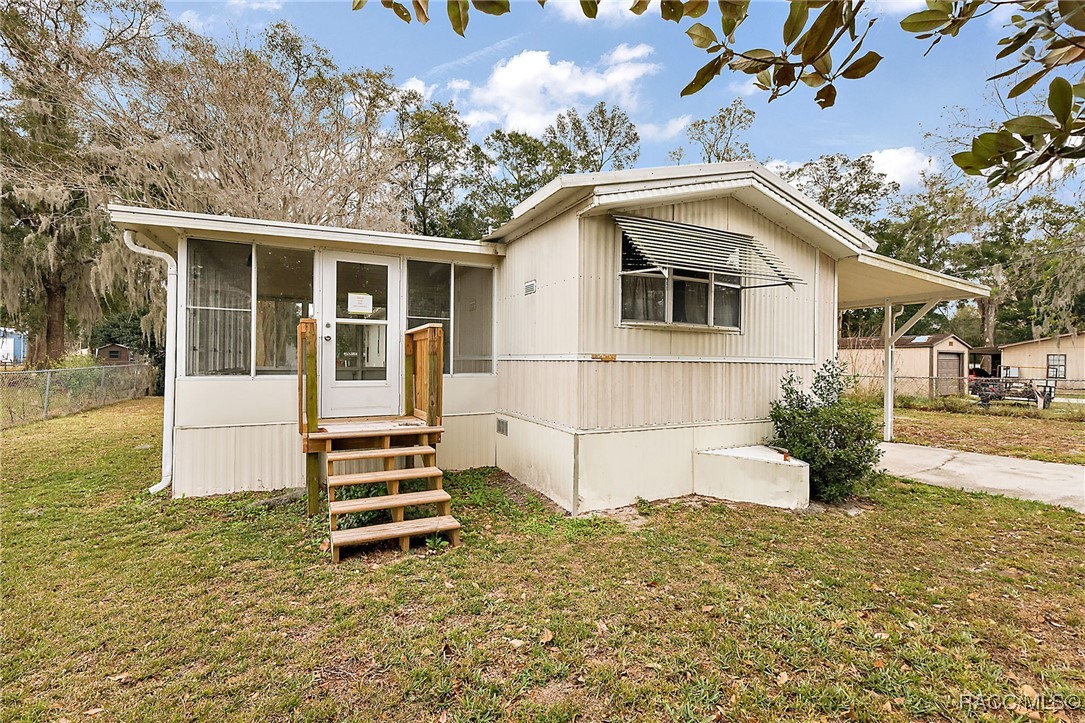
[893,408,1085,465]
[3,399,1084,722]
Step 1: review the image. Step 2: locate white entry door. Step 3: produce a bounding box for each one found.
[320,252,401,418]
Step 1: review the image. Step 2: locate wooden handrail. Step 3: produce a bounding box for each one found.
[404,323,443,428]
[297,318,320,517]
[297,318,319,435]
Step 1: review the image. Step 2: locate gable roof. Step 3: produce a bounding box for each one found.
[483,161,878,259]
[839,333,972,350]
[999,333,1079,349]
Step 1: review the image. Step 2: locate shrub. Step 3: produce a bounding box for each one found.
[770,359,882,503]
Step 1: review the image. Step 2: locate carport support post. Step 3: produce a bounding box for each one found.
[883,302,895,442]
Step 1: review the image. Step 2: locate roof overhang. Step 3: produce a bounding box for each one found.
[107,205,505,259]
[483,162,878,259]
[838,252,989,310]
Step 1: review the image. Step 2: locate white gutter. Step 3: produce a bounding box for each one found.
[123,230,177,495]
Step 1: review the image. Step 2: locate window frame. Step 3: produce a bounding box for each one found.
[405,257,497,377]
[617,234,744,333]
[1047,353,1067,380]
[180,236,316,380]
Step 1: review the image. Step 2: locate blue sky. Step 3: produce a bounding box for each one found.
[167,0,1025,190]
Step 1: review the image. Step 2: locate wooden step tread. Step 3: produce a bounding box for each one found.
[328,466,443,488]
[327,445,435,462]
[328,489,451,515]
[307,425,443,441]
[331,515,461,547]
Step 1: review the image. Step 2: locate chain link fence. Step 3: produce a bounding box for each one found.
[852,374,1083,406]
[0,364,157,429]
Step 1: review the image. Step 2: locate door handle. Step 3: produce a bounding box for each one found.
[324,335,332,341]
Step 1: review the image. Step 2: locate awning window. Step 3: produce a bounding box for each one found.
[613,214,804,289]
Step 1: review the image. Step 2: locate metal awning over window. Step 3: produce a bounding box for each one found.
[613,214,805,289]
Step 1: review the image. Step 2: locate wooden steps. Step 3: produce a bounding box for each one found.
[307,424,444,441]
[328,488,451,515]
[326,445,434,462]
[331,515,461,550]
[328,466,443,489]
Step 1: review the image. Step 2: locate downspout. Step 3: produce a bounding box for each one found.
[123,230,177,495]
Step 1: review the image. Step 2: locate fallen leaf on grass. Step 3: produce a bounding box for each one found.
[701,605,715,613]
[873,659,885,669]
[84,709,105,717]
[776,671,789,685]
[1019,684,1038,697]
[596,620,608,634]
[319,540,329,552]
[106,673,130,682]
[509,638,525,649]
[538,628,554,644]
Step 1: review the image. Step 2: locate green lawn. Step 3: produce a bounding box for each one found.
[3,399,1084,722]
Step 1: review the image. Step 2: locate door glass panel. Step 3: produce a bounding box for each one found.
[335,323,387,381]
[335,262,387,320]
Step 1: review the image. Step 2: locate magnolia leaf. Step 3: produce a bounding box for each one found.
[812,48,832,76]
[730,48,775,73]
[381,0,412,22]
[783,1,809,46]
[1003,114,1058,136]
[756,68,772,86]
[1048,76,1073,124]
[580,0,598,18]
[686,23,719,49]
[537,0,545,5]
[681,54,725,96]
[1008,67,1049,98]
[774,62,796,85]
[719,0,749,37]
[472,0,510,15]
[685,0,709,19]
[412,0,430,23]
[801,4,840,66]
[352,0,368,9]
[995,25,1038,60]
[987,62,1027,82]
[1059,0,1085,32]
[799,71,826,87]
[630,0,651,14]
[899,8,950,33]
[926,0,952,12]
[447,0,469,36]
[1075,82,1085,99]
[815,83,837,108]
[661,0,684,22]
[840,50,881,79]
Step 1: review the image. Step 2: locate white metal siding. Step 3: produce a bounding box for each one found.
[173,423,303,497]
[578,197,819,359]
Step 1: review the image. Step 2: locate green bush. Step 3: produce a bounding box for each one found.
[770,360,882,503]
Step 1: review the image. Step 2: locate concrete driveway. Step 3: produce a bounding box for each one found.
[879,442,1085,513]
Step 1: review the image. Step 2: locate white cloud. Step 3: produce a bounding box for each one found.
[550,0,648,25]
[175,9,210,31]
[227,0,283,11]
[457,45,660,134]
[727,77,760,97]
[868,146,939,188]
[639,115,692,141]
[603,43,653,65]
[865,0,926,16]
[764,159,803,177]
[427,35,525,77]
[401,77,436,99]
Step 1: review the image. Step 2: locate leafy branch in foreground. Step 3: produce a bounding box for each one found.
[355,0,1085,191]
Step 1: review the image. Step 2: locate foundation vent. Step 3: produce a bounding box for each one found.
[496,418,509,436]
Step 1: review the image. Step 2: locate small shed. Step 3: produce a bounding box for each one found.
[95,343,132,365]
[999,334,1083,389]
[839,333,972,397]
[0,328,28,365]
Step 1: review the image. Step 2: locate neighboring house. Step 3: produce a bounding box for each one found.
[1000,334,1083,389]
[95,343,132,365]
[0,328,28,365]
[107,162,987,516]
[839,333,972,397]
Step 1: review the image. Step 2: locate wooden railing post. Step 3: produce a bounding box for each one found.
[404,324,443,430]
[297,318,320,517]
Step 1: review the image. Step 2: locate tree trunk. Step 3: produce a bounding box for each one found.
[42,270,67,362]
[977,297,998,347]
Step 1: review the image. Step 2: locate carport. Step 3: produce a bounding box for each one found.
[837,252,990,441]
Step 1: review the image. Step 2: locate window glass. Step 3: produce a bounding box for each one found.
[187,239,252,376]
[673,279,709,325]
[453,265,494,373]
[256,247,313,375]
[713,284,741,328]
[1047,354,1067,379]
[335,262,387,320]
[407,261,452,373]
[621,274,666,322]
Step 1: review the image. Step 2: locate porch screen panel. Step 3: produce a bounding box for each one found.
[407,261,451,374]
[256,247,313,375]
[186,239,252,376]
[453,266,494,373]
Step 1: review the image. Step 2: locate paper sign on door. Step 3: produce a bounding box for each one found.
[346,292,373,314]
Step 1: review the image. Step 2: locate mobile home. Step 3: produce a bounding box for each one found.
[109,162,987,558]
[999,334,1083,389]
